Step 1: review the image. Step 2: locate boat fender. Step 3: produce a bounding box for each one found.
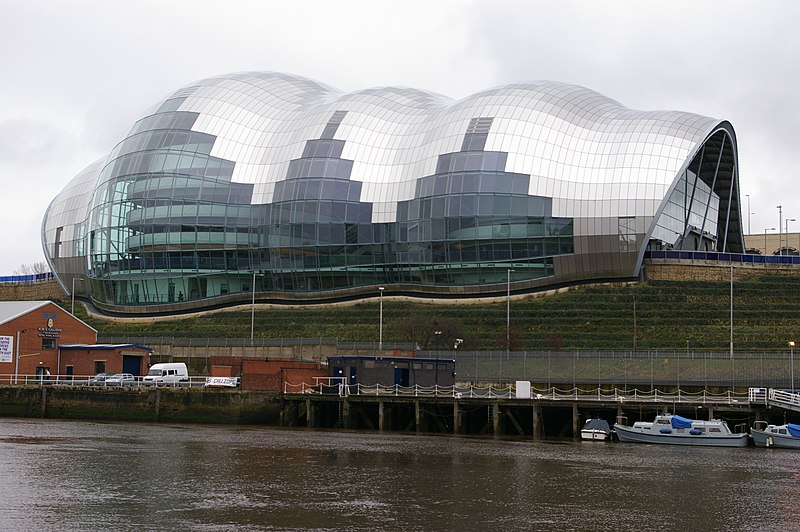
[689,429,702,436]
[659,428,672,434]
[767,437,773,448]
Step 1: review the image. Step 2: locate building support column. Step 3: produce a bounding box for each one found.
[532,402,541,439]
[415,400,421,433]
[40,387,47,418]
[305,397,313,428]
[707,406,714,420]
[342,399,350,429]
[572,403,579,440]
[492,402,501,436]
[154,388,161,422]
[453,401,460,435]
[378,400,385,432]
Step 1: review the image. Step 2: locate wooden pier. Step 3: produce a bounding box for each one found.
[279,385,789,438]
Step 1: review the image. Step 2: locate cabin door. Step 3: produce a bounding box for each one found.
[394,367,409,387]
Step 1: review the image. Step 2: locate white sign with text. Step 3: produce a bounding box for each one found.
[0,336,13,363]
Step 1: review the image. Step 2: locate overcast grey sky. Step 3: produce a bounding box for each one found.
[1,0,797,274]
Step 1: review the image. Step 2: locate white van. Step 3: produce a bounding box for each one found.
[142,362,189,386]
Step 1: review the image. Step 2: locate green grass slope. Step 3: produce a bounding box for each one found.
[68,275,800,352]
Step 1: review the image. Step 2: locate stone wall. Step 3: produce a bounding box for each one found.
[644,260,800,282]
[0,280,65,302]
[0,385,281,424]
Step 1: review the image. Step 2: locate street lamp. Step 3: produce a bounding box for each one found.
[434,330,442,387]
[764,227,776,255]
[777,205,783,255]
[378,287,385,351]
[71,276,85,315]
[745,194,751,235]
[14,329,26,384]
[786,218,796,254]
[729,262,733,359]
[250,271,256,342]
[507,268,515,358]
[790,341,796,391]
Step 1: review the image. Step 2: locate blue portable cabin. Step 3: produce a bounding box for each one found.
[327,355,456,388]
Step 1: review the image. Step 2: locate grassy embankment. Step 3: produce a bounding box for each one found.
[64,275,800,354]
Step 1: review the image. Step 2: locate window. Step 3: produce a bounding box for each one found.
[619,216,637,252]
[93,361,106,374]
[42,338,56,350]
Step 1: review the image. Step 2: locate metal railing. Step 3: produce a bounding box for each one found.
[0,373,212,388]
[283,381,750,404]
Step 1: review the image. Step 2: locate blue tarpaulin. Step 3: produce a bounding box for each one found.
[788,424,800,438]
[671,415,694,429]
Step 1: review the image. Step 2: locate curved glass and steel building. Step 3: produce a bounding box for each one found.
[43,72,743,314]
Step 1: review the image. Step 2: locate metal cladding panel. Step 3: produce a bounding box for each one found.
[43,72,741,312]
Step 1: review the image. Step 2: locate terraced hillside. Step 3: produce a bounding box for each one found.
[71,274,800,352]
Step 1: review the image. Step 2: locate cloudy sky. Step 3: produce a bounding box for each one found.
[0,0,797,274]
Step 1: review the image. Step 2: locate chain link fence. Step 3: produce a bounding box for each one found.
[452,350,795,389]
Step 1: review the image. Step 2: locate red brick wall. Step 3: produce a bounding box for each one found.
[240,359,326,391]
[0,302,96,380]
[59,348,151,377]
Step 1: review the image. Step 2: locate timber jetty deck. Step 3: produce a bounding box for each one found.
[280,384,798,438]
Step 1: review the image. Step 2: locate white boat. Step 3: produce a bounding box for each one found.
[614,414,749,447]
[580,418,612,441]
[750,421,800,448]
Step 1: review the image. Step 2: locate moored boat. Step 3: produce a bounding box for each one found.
[580,418,612,441]
[614,414,748,447]
[750,421,800,448]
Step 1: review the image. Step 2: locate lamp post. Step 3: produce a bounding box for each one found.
[790,341,796,391]
[777,205,783,255]
[745,194,751,235]
[70,276,85,315]
[786,218,796,253]
[14,329,26,384]
[506,268,515,358]
[764,227,776,255]
[378,287,385,351]
[729,263,734,359]
[434,330,442,387]
[250,271,256,342]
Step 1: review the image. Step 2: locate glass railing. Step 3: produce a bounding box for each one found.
[647,250,800,265]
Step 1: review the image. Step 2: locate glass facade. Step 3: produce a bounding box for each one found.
[42,73,743,314]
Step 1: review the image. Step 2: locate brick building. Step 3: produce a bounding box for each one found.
[58,343,153,379]
[208,356,327,391]
[0,300,96,382]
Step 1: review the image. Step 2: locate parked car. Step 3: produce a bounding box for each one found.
[104,373,136,386]
[88,373,112,386]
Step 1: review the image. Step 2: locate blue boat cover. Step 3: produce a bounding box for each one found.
[582,418,610,432]
[671,415,694,429]
[788,424,800,438]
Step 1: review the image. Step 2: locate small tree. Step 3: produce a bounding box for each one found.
[391,312,464,351]
[497,324,525,351]
[13,262,49,276]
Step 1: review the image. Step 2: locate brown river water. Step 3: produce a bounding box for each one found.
[0,418,798,531]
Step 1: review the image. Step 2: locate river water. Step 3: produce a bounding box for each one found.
[0,419,798,531]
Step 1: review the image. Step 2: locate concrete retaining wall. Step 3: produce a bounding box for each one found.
[0,385,281,424]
